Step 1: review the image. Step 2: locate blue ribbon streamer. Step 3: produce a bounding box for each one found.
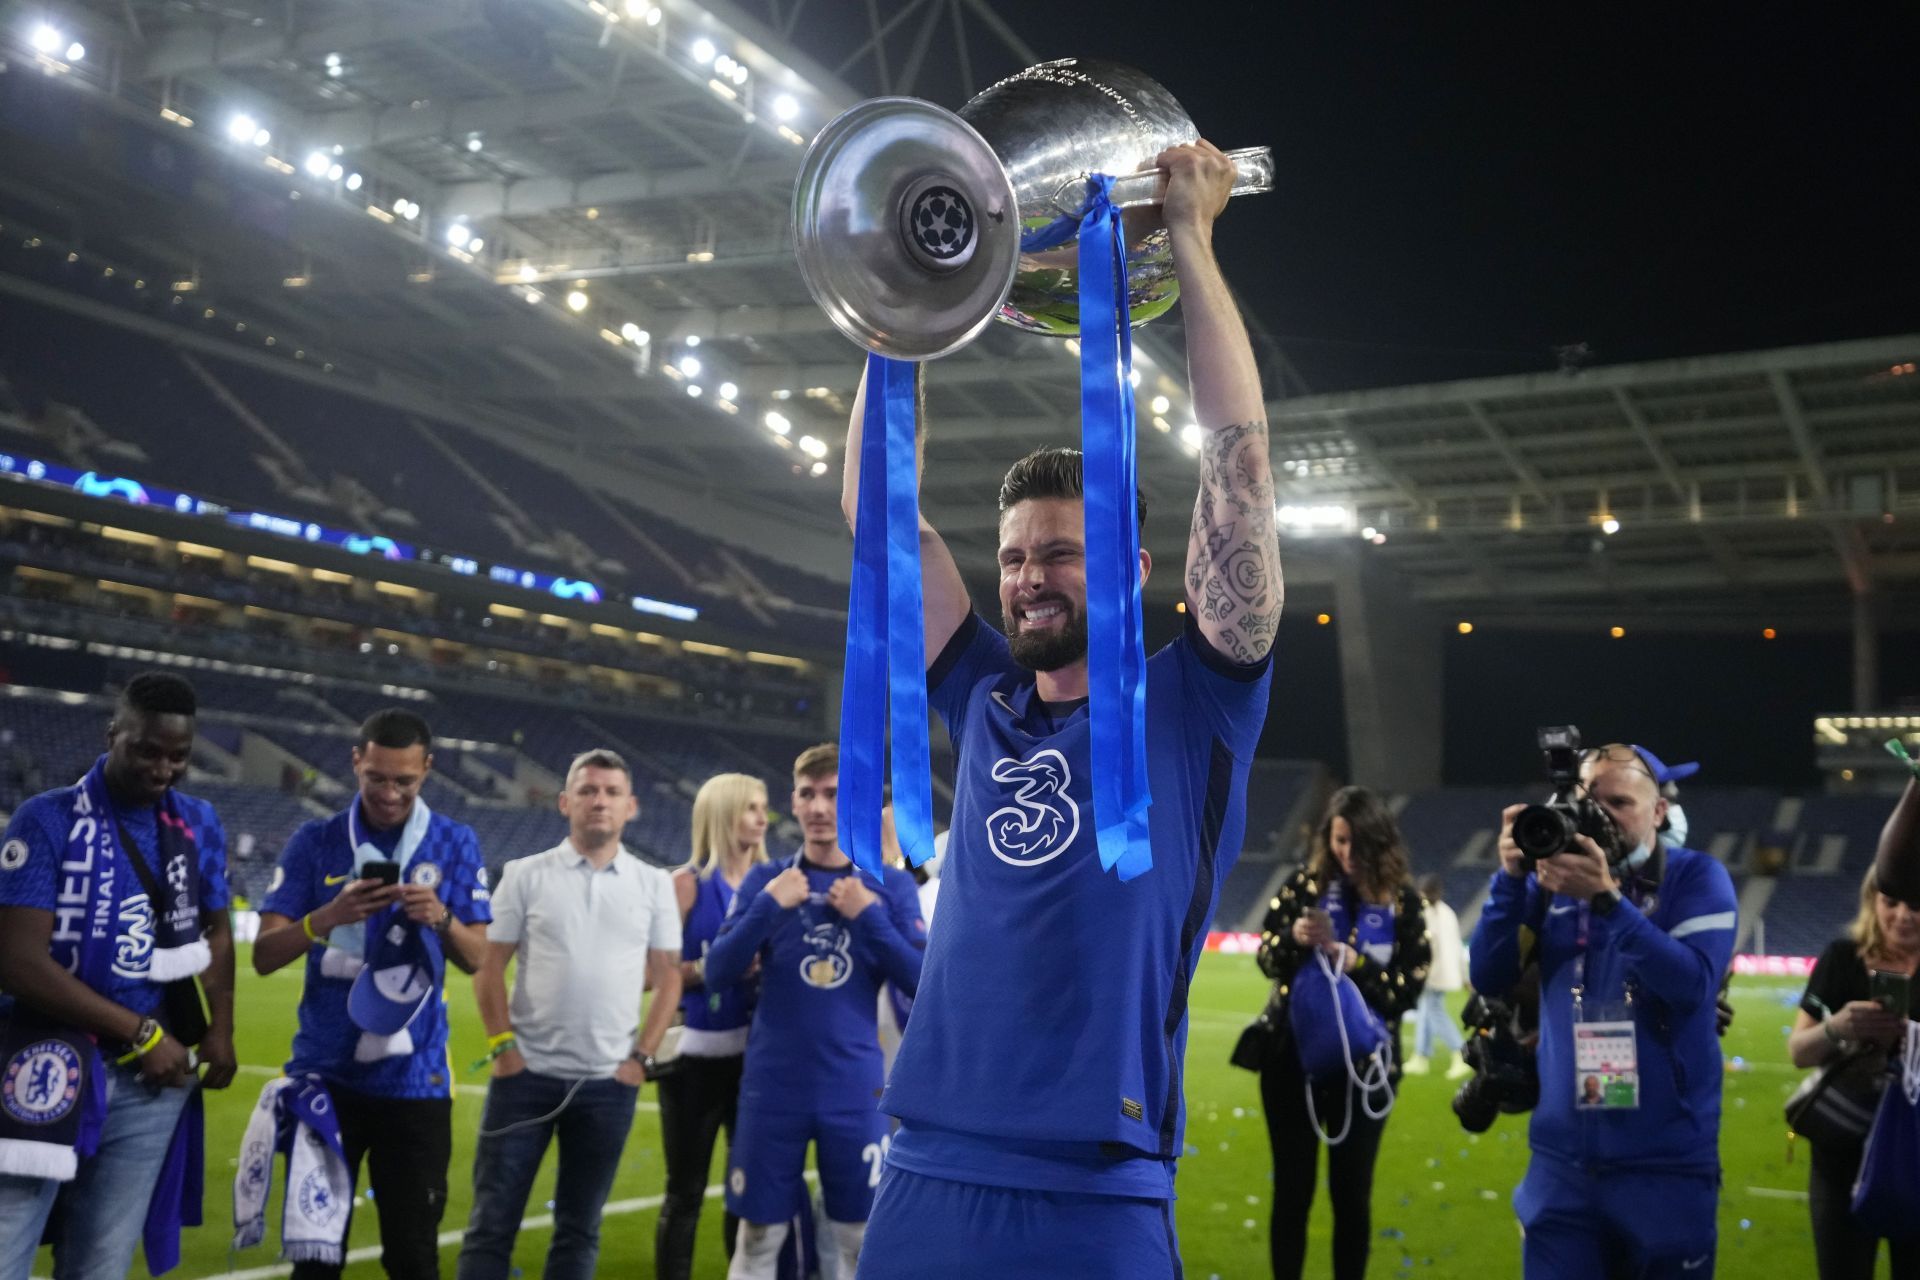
[838,353,935,877]
[1076,174,1154,880]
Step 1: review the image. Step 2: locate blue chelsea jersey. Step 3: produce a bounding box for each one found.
[261,805,492,1099]
[882,614,1270,1198]
[704,855,925,1112]
[0,786,230,1023]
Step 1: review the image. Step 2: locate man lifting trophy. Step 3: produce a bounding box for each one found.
[793,59,1281,1277]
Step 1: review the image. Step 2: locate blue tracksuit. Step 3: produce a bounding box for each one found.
[1470,846,1737,1277]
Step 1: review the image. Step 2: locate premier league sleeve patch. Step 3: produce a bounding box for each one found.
[3,1040,83,1126]
[0,839,28,872]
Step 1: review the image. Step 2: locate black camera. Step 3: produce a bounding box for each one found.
[1451,991,1539,1133]
[1510,725,1622,865]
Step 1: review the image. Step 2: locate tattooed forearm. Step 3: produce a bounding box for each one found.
[1186,419,1283,663]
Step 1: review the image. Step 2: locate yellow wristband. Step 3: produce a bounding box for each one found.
[486,1031,517,1050]
[300,913,318,942]
[134,1021,165,1057]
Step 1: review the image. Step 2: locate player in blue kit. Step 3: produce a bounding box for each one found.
[703,743,926,1279]
[252,709,492,1280]
[847,140,1282,1278]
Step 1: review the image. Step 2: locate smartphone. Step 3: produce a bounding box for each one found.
[1870,969,1911,1020]
[362,860,401,887]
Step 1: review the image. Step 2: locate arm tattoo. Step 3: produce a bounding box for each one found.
[1186,419,1282,663]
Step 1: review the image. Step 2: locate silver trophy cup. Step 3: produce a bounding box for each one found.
[793,58,1273,360]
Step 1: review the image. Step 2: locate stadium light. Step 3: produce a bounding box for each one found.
[731,62,750,85]
[1360,525,1378,540]
[687,384,704,398]
[773,94,800,122]
[1601,516,1621,535]
[65,41,83,61]
[620,323,648,344]
[678,355,701,378]
[29,24,60,54]
[1317,613,1332,626]
[691,38,716,65]
[566,289,590,312]
[1179,424,1205,450]
[345,172,363,191]
[304,151,331,177]
[684,335,701,347]
[466,133,483,153]
[1457,621,1474,635]
[1276,503,1355,533]
[1609,626,1626,639]
[719,381,738,401]
[811,461,829,477]
[765,412,791,435]
[446,222,472,248]
[326,163,344,182]
[253,128,271,147]
[1762,627,1778,640]
[467,238,484,252]
[227,113,259,143]
[1150,394,1171,415]
[798,436,828,459]
[1128,369,1142,388]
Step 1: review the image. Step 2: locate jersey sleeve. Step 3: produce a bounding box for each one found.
[885,868,929,947]
[261,821,323,920]
[926,613,1018,747]
[0,798,65,912]
[1168,616,1272,759]
[485,858,527,946]
[444,826,493,926]
[192,800,231,913]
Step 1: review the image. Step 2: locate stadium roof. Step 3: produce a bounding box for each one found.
[1,1,1913,632]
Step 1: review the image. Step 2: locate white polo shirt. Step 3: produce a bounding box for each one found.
[487,840,683,1078]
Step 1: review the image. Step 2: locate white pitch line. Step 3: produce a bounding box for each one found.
[1744,1185,1810,1201]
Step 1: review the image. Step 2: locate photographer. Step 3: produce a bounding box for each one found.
[1471,742,1737,1278]
[1252,786,1429,1280]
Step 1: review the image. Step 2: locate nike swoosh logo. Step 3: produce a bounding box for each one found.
[1549,903,1577,915]
[1682,1257,1710,1271]
[323,874,349,885]
[990,691,1016,716]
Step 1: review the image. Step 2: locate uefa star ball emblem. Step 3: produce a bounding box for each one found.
[909,186,973,261]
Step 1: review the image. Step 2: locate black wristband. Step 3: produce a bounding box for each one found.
[1590,888,1623,917]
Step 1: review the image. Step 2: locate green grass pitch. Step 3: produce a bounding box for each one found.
[48,953,1830,1278]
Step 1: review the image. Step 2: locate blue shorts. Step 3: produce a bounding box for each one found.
[727,1104,890,1225]
[1515,1153,1718,1279]
[856,1165,1181,1279]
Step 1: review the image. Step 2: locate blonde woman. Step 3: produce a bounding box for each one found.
[655,773,768,1280]
[1789,864,1920,1280]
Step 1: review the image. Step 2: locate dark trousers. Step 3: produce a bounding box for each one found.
[454,1070,639,1280]
[1261,1050,1390,1280]
[1810,1139,1920,1280]
[291,1087,453,1280]
[655,1053,744,1280]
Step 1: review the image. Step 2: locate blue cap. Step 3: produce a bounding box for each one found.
[1630,744,1700,786]
[347,915,442,1036]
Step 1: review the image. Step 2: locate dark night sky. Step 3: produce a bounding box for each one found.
[983,4,1920,391]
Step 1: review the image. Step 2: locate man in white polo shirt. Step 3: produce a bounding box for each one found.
[456,749,683,1280]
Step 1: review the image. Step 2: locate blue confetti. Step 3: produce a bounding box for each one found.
[1381,1228,1406,1240]
[1741,1219,1752,1230]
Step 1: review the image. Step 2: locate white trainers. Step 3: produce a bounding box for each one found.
[1445,1056,1474,1080]
[1403,1054,1431,1075]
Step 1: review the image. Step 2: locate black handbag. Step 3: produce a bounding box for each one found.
[115,818,211,1048]
[1231,1004,1284,1073]
[1786,1045,1885,1149]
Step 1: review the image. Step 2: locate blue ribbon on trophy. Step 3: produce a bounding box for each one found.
[838,354,934,876]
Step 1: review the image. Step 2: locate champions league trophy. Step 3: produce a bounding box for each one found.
[792,57,1274,358]
[794,60,1272,882]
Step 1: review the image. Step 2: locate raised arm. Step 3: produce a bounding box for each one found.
[1874,775,1920,903]
[1162,141,1283,667]
[842,364,973,666]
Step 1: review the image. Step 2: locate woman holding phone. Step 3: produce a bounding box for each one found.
[1788,863,1920,1279]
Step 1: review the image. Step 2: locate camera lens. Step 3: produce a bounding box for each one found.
[1451,1078,1500,1134]
[1512,803,1574,862]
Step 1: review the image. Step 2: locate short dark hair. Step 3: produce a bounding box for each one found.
[120,671,197,718]
[359,707,433,754]
[567,749,630,787]
[997,446,1147,530]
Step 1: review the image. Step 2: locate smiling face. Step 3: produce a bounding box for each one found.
[1876,892,1920,959]
[103,711,195,805]
[353,742,430,830]
[999,495,1106,673]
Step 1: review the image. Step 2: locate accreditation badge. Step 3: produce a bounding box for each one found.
[1572,1002,1639,1110]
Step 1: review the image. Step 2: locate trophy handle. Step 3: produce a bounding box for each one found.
[1050,146,1274,215]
